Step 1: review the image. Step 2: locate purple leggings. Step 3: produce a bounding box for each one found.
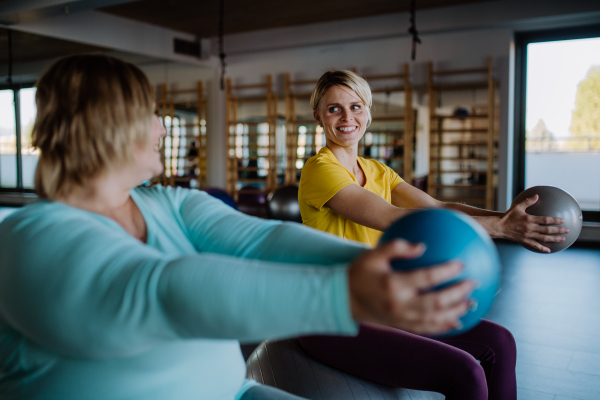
[299,319,516,400]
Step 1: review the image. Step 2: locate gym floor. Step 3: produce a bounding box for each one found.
[488,241,600,400]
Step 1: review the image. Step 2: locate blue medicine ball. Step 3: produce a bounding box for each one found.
[379,209,501,337]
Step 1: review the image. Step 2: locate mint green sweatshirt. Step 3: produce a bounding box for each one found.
[0,186,365,399]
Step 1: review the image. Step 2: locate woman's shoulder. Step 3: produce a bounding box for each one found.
[0,200,122,262]
[132,185,212,208]
[303,148,343,172]
[0,200,83,229]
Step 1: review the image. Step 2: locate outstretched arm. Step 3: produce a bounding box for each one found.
[0,207,359,359]
[391,182,567,252]
[175,188,367,265]
[0,201,474,360]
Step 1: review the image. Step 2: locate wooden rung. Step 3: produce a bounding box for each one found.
[289,118,316,123]
[165,89,198,95]
[433,114,489,119]
[430,142,489,146]
[228,121,271,126]
[237,178,269,183]
[158,101,201,107]
[232,156,266,160]
[433,197,487,204]
[371,86,406,94]
[289,92,312,99]
[432,67,488,76]
[371,115,405,121]
[232,83,268,90]
[430,157,489,161]
[362,73,406,81]
[431,184,486,189]
[432,82,489,91]
[431,170,488,174]
[366,129,405,134]
[165,134,204,140]
[430,128,488,133]
[290,79,317,86]
[230,96,271,103]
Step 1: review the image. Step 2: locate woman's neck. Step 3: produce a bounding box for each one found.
[58,171,148,242]
[326,141,361,176]
[60,172,132,216]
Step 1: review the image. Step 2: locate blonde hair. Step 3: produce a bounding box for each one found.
[310,70,372,126]
[32,54,154,200]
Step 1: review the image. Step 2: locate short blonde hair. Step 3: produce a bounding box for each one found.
[310,70,372,126]
[32,54,154,200]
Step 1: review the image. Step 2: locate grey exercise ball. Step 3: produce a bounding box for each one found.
[512,186,582,253]
[267,185,302,223]
[246,339,444,399]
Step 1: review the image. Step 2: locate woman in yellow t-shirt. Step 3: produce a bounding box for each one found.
[299,71,567,251]
[297,70,568,400]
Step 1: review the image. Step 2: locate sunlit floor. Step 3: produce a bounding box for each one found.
[487,241,600,400]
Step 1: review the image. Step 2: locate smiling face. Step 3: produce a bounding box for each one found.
[132,115,166,182]
[314,85,369,150]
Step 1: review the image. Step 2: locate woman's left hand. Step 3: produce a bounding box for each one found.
[495,194,569,253]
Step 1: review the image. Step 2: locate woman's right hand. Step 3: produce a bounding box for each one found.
[348,239,475,336]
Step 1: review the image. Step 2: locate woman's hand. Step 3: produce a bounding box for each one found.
[496,195,568,253]
[348,239,475,336]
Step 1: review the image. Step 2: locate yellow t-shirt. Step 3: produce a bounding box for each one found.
[299,147,404,247]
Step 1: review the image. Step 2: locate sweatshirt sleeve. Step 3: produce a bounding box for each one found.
[172,187,368,265]
[0,203,358,360]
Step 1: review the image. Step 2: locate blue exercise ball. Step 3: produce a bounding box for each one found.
[379,209,501,337]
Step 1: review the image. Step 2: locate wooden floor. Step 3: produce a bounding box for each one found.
[486,241,600,400]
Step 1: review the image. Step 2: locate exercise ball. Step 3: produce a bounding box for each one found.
[238,185,267,205]
[379,209,500,337]
[512,185,582,253]
[246,339,444,399]
[267,185,302,223]
[204,188,238,210]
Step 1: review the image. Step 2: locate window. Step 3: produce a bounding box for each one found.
[515,25,600,222]
[0,89,17,188]
[0,85,37,192]
[20,87,38,189]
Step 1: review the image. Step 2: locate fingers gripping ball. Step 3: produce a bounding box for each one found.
[380,209,501,337]
[512,186,582,253]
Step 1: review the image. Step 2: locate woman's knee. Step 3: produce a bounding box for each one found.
[453,356,488,396]
[487,323,517,363]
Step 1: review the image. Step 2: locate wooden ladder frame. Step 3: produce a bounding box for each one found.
[154,82,208,189]
[427,57,498,210]
[225,76,277,201]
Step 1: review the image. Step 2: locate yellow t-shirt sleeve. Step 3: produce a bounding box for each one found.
[300,157,357,211]
[388,166,404,189]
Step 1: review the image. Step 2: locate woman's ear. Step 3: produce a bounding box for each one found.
[313,109,322,126]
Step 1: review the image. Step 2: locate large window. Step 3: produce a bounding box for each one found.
[0,90,17,188]
[515,25,600,222]
[0,85,37,192]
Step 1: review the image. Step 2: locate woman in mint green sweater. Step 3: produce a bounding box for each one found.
[0,55,473,400]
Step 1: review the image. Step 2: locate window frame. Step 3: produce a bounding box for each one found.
[514,24,600,223]
[0,82,37,194]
